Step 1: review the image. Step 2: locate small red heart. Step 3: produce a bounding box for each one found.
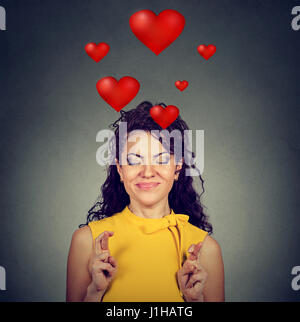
[175,80,189,91]
[85,42,110,62]
[197,44,216,60]
[129,9,185,55]
[96,76,140,112]
[150,105,180,129]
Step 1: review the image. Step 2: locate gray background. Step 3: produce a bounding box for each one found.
[0,0,299,301]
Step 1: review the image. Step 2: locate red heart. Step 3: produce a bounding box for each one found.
[85,42,110,62]
[129,9,185,55]
[197,44,216,60]
[96,76,140,112]
[150,105,180,129]
[175,80,189,91]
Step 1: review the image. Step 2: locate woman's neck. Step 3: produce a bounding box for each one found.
[128,199,171,219]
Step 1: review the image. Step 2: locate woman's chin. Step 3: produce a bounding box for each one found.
[136,197,162,207]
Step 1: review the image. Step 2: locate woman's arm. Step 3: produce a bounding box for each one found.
[178,235,225,302]
[199,235,225,302]
[66,226,100,301]
[66,227,117,302]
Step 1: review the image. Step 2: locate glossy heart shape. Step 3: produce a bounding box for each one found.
[85,42,110,62]
[197,44,216,60]
[129,9,185,55]
[175,80,189,91]
[96,76,140,112]
[150,105,180,129]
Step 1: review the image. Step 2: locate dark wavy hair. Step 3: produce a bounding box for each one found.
[79,101,212,234]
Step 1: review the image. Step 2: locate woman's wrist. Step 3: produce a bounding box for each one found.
[83,283,105,302]
[193,294,204,302]
[184,293,204,302]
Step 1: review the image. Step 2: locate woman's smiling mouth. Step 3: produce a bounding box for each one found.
[136,182,160,191]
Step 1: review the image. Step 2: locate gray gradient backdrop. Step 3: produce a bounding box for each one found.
[0,0,299,301]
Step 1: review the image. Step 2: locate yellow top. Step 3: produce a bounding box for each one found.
[88,205,208,302]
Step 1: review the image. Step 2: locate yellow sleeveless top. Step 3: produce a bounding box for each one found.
[88,206,208,302]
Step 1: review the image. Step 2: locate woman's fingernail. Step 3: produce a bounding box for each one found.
[188,245,194,252]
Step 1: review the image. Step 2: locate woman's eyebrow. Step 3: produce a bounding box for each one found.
[127,152,170,159]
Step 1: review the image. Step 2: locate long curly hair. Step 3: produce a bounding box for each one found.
[79,101,213,234]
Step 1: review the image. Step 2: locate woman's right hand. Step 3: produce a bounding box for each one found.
[89,230,118,297]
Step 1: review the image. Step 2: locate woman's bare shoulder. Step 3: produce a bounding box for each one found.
[199,234,223,265]
[70,225,93,250]
[202,235,222,254]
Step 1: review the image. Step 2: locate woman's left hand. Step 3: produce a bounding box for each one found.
[177,242,208,302]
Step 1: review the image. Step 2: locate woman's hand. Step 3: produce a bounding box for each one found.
[88,231,118,299]
[177,242,208,302]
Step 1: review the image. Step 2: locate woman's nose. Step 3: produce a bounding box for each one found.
[140,163,156,178]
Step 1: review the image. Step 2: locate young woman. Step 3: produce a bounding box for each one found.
[66,101,224,302]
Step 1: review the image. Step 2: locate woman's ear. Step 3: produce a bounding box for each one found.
[175,158,183,179]
[177,157,183,170]
[115,158,122,177]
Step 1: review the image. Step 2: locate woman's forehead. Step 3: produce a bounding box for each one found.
[126,131,167,154]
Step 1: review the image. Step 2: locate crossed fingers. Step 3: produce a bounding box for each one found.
[94,231,116,267]
[179,241,208,298]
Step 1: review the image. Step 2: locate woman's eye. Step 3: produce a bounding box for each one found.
[127,154,170,165]
[127,156,141,165]
[156,156,170,164]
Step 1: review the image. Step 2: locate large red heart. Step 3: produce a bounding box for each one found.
[150,105,180,129]
[96,76,140,112]
[197,44,216,60]
[175,80,189,91]
[129,9,185,55]
[85,42,110,62]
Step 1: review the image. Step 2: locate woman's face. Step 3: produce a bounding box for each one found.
[116,131,182,207]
